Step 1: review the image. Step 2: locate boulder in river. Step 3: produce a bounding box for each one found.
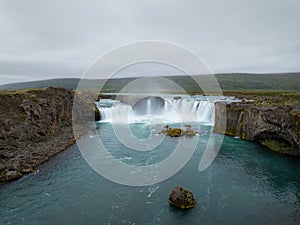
[165,128,183,137]
[169,186,196,209]
[161,125,197,138]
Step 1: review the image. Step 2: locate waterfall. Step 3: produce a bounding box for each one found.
[97,96,216,125]
[146,98,151,115]
[99,103,135,123]
[235,111,244,138]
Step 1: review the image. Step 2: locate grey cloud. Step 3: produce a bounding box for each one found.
[0,0,299,85]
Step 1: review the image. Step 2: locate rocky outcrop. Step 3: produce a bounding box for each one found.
[161,125,197,137]
[169,186,196,209]
[0,87,89,183]
[214,96,300,155]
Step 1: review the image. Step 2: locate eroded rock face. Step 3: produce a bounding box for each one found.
[0,87,87,183]
[214,99,300,155]
[169,186,196,209]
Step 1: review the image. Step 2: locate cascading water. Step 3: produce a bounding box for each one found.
[98,103,135,123]
[146,98,151,115]
[97,96,218,125]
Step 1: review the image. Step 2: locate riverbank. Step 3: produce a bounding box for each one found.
[0,87,89,183]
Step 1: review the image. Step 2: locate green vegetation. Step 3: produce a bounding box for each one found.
[262,139,298,155]
[216,73,300,91]
[0,78,81,90]
[1,73,299,94]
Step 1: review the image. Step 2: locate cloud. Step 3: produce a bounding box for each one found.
[0,0,299,85]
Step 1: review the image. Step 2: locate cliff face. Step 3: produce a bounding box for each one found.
[214,97,300,155]
[0,87,83,182]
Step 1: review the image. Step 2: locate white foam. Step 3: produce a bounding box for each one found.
[97,95,232,125]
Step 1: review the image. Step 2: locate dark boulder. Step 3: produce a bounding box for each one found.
[95,106,101,121]
[169,186,196,209]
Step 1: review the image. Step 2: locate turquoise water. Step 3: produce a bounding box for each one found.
[1,123,300,225]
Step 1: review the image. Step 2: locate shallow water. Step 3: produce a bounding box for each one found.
[1,123,300,225]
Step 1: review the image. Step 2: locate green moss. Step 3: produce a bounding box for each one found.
[262,139,297,155]
[0,170,6,177]
[4,170,22,181]
[225,130,237,136]
[19,111,26,121]
[240,110,246,139]
[165,128,184,137]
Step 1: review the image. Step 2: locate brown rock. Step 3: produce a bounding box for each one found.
[0,87,88,183]
[169,186,196,209]
[6,170,22,181]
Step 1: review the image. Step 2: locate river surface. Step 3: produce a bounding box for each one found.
[1,123,300,225]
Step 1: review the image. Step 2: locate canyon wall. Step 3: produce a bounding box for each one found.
[214,99,300,155]
[0,87,95,183]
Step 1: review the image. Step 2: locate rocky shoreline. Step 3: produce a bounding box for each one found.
[0,87,89,183]
[214,93,300,155]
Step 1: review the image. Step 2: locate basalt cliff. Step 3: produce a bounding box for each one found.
[0,87,97,183]
[214,94,300,155]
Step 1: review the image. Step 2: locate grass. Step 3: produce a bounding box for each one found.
[1,73,299,93]
[262,139,298,155]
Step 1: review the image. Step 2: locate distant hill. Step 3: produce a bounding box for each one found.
[0,73,300,93]
[0,78,82,90]
[215,73,300,91]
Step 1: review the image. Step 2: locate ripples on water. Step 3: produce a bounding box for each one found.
[1,123,300,225]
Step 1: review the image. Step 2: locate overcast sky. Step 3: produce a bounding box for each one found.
[0,0,299,85]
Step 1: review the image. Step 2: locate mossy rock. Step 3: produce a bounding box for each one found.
[5,170,22,181]
[262,139,299,155]
[165,128,184,137]
[95,106,100,121]
[169,186,196,209]
[22,166,35,174]
[161,125,197,138]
